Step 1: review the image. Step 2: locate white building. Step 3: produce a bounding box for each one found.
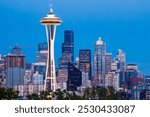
[15,84,44,97]
[56,82,67,91]
[94,37,106,86]
[24,70,33,84]
[82,72,91,88]
[105,72,120,91]
[56,68,68,90]
[33,72,44,85]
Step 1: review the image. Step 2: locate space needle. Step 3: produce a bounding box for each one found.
[40,5,62,91]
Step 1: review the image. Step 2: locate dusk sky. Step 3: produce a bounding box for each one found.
[0,0,150,74]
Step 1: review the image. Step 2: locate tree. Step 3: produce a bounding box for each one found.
[54,89,65,100]
[91,86,97,100]
[82,87,91,100]
[0,87,19,100]
[106,86,118,100]
[40,90,53,100]
[26,93,40,100]
[96,87,108,100]
[68,91,82,100]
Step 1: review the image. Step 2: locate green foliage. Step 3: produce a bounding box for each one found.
[26,93,40,100]
[0,87,19,100]
[54,89,65,100]
[0,85,124,100]
[40,90,53,100]
[82,86,119,100]
[26,90,54,100]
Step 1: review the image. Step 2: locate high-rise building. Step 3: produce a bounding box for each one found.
[79,50,92,80]
[125,64,138,90]
[114,49,126,90]
[67,63,82,91]
[94,37,106,87]
[36,51,48,63]
[0,55,5,76]
[105,53,112,74]
[40,5,62,91]
[32,62,46,76]
[62,30,74,62]
[25,62,32,70]
[105,71,120,91]
[145,76,150,90]
[0,55,5,86]
[38,42,48,52]
[129,78,144,100]
[75,57,79,69]
[36,42,48,63]
[58,53,72,67]
[56,68,68,90]
[32,72,44,85]
[57,68,68,83]
[115,49,126,71]
[6,46,25,89]
[126,64,138,71]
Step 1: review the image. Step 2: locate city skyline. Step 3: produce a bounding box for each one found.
[0,0,150,74]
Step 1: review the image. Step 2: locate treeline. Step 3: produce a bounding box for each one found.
[0,85,128,100]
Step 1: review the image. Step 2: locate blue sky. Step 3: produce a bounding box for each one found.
[0,0,150,74]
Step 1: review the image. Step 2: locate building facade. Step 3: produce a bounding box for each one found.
[79,50,92,80]
[62,30,74,63]
[105,53,112,74]
[114,49,126,89]
[36,42,48,63]
[67,63,82,91]
[94,37,106,87]
[6,46,25,89]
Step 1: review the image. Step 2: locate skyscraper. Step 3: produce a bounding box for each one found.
[125,64,138,90]
[113,49,126,91]
[0,55,5,76]
[62,30,74,62]
[67,63,82,91]
[0,55,5,86]
[40,5,62,91]
[94,37,106,87]
[6,46,25,89]
[59,52,72,67]
[32,62,46,76]
[36,51,48,63]
[79,50,92,80]
[38,42,48,52]
[105,53,112,74]
[36,42,48,63]
[115,49,126,72]
[145,76,150,90]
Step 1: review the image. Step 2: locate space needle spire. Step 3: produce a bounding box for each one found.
[50,4,53,14]
[40,5,62,91]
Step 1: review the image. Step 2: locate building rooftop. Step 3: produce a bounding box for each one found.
[96,37,104,45]
[7,45,25,56]
[32,62,46,66]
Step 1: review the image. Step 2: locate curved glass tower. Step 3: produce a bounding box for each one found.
[40,5,62,91]
[94,37,106,87]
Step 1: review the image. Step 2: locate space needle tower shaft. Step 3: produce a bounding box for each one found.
[40,5,62,91]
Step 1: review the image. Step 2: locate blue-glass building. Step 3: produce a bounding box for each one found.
[62,30,74,63]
